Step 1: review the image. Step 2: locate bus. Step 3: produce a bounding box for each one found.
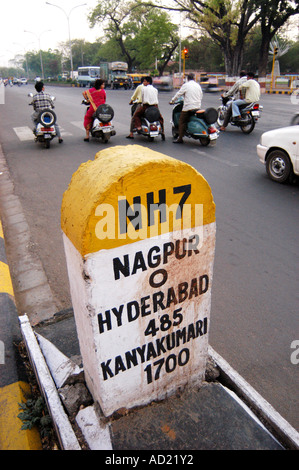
[127,73,147,88]
[77,66,101,87]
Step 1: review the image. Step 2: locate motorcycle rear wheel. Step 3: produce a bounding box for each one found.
[199,137,210,146]
[241,114,255,134]
[217,107,225,127]
[102,135,110,143]
[44,140,50,149]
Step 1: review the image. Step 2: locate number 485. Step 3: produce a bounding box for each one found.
[144,308,183,337]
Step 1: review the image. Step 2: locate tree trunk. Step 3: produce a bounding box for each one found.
[222,44,244,76]
[258,27,271,77]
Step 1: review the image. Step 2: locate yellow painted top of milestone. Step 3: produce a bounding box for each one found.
[61,145,215,256]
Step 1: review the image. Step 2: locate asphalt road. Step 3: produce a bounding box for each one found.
[0,83,298,431]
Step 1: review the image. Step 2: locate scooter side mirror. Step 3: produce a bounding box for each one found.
[28,93,33,97]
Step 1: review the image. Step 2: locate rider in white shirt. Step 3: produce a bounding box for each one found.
[132,76,165,139]
[170,73,203,143]
[231,72,260,118]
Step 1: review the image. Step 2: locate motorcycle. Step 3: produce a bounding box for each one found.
[28,93,57,148]
[82,100,116,143]
[131,102,164,142]
[217,96,263,134]
[290,113,299,125]
[171,99,219,146]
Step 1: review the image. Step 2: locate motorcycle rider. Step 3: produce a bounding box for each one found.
[133,76,165,140]
[169,72,203,144]
[126,77,146,139]
[31,81,63,143]
[82,78,106,141]
[219,71,247,131]
[231,72,260,120]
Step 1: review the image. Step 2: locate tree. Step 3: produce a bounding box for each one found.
[279,40,299,73]
[140,0,299,76]
[130,10,179,74]
[24,50,63,78]
[180,36,224,72]
[255,0,299,76]
[88,0,179,73]
[88,0,140,70]
[140,0,260,75]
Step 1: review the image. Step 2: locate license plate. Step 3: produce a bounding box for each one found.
[44,134,52,139]
[209,133,218,140]
[252,111,259,116]
[102,127,111,133]
[150,132,159,137]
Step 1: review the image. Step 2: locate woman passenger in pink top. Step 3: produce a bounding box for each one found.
[83,79,106,141]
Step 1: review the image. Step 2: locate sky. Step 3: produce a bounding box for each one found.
[0,0,101,67]
[0,0,188,69]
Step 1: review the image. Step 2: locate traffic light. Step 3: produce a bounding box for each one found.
[274,47,278,55]
[182,47,189,59]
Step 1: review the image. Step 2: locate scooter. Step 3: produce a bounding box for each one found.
[28,93,57,148]
[217,96,263,134]
[171,99,219,146]
[83,100,116,143]
[131,102,164,142]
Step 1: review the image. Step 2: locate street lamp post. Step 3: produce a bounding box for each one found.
[24,30,51,79]
[13,42,34,79]
[45,2,87,79]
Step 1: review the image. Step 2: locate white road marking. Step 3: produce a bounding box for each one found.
[60,128,73,137]
[13,126,33,141]
[71,120,126,133]
[191,148,239,167]
[13,126,72,141]
[70,121,84,130]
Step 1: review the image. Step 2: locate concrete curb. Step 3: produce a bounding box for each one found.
[265,90,292,95]
[19,315,81,450]
[209,347,299,450]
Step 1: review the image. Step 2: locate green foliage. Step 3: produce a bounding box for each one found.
[88,0,179,72]
[3,0,299,77]
[18,396,53,438]
[181,36,224,72]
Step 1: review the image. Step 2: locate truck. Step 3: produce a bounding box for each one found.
[100,62,130,89]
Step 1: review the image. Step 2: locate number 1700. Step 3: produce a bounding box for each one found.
[144,347,190,384]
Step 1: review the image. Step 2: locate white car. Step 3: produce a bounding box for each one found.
[257,126,299,183]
